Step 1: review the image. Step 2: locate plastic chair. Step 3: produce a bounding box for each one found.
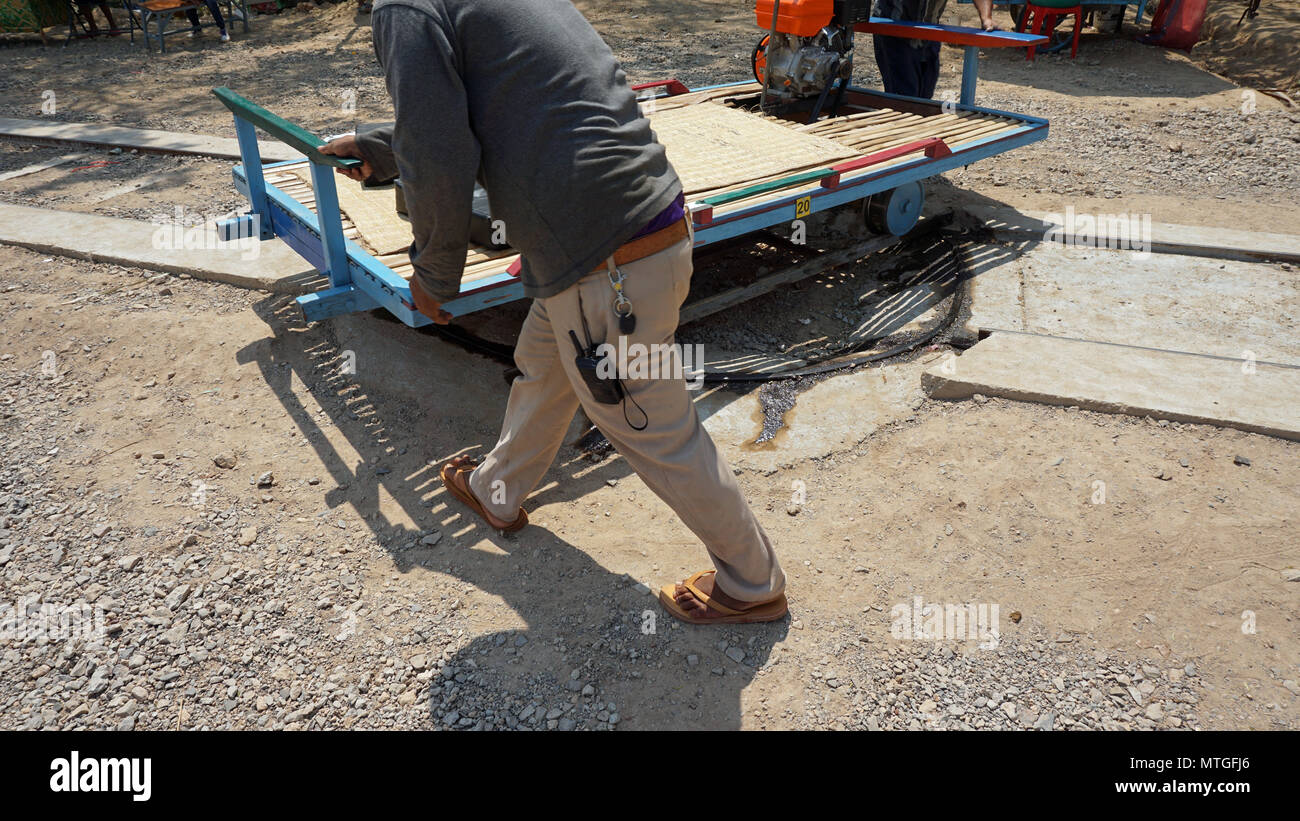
[1017,1,1083,60]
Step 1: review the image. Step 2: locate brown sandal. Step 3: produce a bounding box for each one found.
[658,570,788,625]
[439,455,528,533]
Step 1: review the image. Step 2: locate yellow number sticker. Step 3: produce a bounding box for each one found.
[795,196,811,219]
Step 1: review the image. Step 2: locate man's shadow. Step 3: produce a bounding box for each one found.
[236,297,787,730]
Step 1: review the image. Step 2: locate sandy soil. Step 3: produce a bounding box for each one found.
[2,243,1296,729]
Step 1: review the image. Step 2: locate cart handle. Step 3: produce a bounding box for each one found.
[211,86,363,170]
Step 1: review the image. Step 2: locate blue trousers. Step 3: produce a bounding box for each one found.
[872,36,941,99]
[185,0,226,32]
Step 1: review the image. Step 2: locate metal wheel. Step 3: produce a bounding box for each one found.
[865,182,924,236]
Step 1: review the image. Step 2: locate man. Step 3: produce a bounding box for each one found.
[873,0,997,99]
[184,0,231,42]
[321,0,786,624]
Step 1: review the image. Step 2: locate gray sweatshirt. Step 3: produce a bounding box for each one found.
[354,0,682,303]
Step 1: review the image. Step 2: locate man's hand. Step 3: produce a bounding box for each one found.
[410,276,453,325]
[319,135,374,182]
[972,0,999,30]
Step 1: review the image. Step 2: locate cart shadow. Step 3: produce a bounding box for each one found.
[235,295,787,730]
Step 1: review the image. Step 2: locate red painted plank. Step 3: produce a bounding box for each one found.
[821,138,952,188]
[630,78,692,97]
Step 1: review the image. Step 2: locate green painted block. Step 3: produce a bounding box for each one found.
[701,167,833,207]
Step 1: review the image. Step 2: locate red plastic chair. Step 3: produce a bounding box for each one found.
[1017,2,1083,60]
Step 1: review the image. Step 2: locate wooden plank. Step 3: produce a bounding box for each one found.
[803,111,916,135]
[797,109,906,132]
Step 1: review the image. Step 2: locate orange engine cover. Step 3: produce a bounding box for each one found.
[755,0,836,38]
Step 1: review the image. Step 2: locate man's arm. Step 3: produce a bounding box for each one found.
[353,123,399,183]
[375,5,479,306]
[320,124,397,184]
[325,4,480,309]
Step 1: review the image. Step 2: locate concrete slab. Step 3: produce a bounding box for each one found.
[959,241,1300,365]
[697,361,926,472]
[923,331,1300,441]
[0,203,320,294]
[0,118,304,163]
[967,203,1300,264]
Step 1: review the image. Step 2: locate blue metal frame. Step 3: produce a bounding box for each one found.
[223,76,1047,326]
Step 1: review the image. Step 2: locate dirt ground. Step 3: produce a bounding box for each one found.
[1,2,1298,730]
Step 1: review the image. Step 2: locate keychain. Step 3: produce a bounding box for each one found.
[606,259,636,334]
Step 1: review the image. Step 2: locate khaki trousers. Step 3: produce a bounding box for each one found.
[468,233,785,603]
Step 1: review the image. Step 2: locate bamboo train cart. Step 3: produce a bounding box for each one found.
[213,18,1048,329]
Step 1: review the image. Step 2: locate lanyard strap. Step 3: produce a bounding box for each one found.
[606,257,633,318]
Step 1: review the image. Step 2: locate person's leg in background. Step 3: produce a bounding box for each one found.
[204,0,228,37]
[916,41,941,99]
[872,33,897,94]
[75,0,101,33]
[95,2,118,32]
[873,35,930,98]
[186,0,228,38]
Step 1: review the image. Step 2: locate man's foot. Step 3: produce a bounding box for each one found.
[439,455,528,533]
[219,30,230,41]
[188,27,201,37]
[659,570,787,625]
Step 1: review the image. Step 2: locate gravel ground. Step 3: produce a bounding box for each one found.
[4,249,1296,731]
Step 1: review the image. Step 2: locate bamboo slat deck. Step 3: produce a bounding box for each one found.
[688,96,1023,205]
[261,91,1023,285]
[263,166,520,284]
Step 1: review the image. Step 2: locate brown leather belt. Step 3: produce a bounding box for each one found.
[592,213,690,272]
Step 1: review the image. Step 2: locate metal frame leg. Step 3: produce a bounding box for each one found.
[223,0,250,32]
[307,162,352,288]
[231,117,276,241]
[960,45,978,106]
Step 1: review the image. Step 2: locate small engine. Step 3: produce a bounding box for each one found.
[753,0,873,103]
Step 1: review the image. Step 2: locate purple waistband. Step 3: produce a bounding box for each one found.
[629,192,686,240]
